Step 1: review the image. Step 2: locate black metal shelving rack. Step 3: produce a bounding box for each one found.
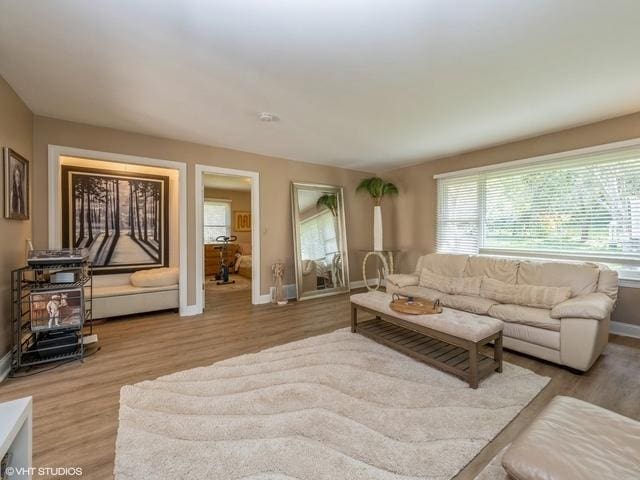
[10,261,93,373]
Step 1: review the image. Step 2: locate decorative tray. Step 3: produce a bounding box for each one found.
[389,294,443,315]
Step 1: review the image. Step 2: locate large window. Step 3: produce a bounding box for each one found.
[204,199,231,243]
[436,144,640,280]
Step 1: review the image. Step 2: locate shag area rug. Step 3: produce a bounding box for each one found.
[115,329,549,480]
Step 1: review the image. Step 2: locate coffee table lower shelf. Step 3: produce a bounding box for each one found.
[355,316,501,388]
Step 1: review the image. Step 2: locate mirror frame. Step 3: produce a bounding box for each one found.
[291,182,350,301]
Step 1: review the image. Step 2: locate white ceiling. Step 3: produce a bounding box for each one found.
[203,174,251,191]
[2,1,640,171]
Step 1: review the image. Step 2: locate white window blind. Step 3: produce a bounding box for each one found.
[300,211,338,261]
[436,145,640,279]
[436,175,480,255]
[204,199,231,243]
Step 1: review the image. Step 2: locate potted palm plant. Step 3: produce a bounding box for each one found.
[356,177,398,250]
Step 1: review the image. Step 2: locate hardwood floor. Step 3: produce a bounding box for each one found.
[1,288,638,480]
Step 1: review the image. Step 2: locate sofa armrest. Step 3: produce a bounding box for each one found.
[386,273,419,288]
[551,292,614,321]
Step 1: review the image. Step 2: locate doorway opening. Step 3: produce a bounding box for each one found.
[195,165,260,311]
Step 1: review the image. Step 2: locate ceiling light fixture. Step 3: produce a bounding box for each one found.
[258,112,279,122]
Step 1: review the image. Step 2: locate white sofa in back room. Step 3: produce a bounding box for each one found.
[386,254,618,371]
[89,267,179,319]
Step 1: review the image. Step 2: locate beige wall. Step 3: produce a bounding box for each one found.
[0,76,33,358]
[204,187,251,244]
[386,111,640,327]
[32,116,375,305]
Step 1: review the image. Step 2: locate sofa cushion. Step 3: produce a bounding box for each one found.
[502,396,640,480]
[550,292,614,321]
[419,269,482,296]
[415,253,469,277]
[130,267,179,287]
[502,322,560,350]
[386,273,419,288]
[481,277,571,309]
[441,294,498,315]
[465,256,519,284]
[596,268,619,301]
[517,260,600,296]
[489,304,560,331]
[397,285,444,303]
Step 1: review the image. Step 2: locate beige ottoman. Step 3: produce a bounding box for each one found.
[476,395,640,480]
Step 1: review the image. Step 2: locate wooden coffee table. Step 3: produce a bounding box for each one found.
[350,292,503,388]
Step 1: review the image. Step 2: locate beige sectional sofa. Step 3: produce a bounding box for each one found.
[386,254,618,371]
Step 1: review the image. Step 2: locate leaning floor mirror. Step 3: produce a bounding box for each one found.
[291,182,350,301]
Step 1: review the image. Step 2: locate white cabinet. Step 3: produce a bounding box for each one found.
[0,397,32,480]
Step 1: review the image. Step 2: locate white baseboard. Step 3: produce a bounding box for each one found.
[262,284,297,304]
[610,321,640,339]
[257,279,379,305]
[180,304,202,316]
[0,352,11,383]
[257,294,272,304]
[350,278,384,289]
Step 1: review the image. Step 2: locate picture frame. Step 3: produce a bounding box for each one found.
[30,288,84,332]
[61,165,170,274]
[4,147,29,220]
[234,211,251,232]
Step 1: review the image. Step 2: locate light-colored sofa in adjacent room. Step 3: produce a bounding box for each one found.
[386,254,618,371]
[90,267,179,319]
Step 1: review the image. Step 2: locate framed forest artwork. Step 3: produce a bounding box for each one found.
[61,165,169,274]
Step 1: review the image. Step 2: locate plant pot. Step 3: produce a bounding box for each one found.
[373,205,383,251]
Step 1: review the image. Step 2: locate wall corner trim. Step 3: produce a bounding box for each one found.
[610,321,640,339]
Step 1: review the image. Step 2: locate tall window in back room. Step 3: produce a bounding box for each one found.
[436,143,640,282]
[204,199,231,243]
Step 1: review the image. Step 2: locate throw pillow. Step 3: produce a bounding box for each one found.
[480,277,571,309]
[419,268,482,296]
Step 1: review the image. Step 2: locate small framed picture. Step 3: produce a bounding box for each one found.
[4,147,29,220]
[234,211,251,232]
[30,288,84,332]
